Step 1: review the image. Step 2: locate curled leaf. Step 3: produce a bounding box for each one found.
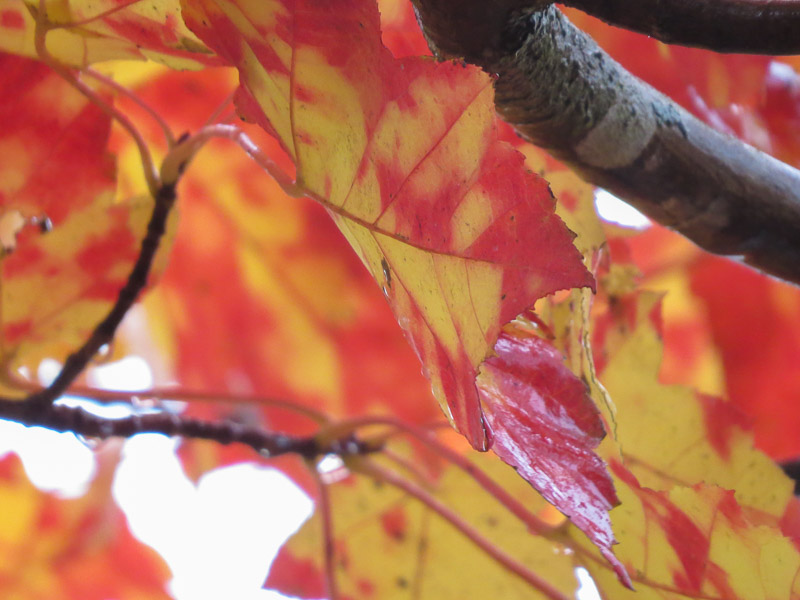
[477,322,626,584]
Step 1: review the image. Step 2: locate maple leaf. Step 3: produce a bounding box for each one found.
[0,0,219,68]
[0,52,175,392]
[477,322,622,582]
[119,67,442,439]
[0,451,170,598]
[598,289,793,515]
[569,284,800,597]
[690,256,800,460]
[266,448,578,599]
[612,221,800,461]
[180,0,592,454]
[175,0,628,577]
[588,465,800,600]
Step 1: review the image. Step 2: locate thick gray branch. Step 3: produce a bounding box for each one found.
[563,0,800,55]
[412,2,800,286]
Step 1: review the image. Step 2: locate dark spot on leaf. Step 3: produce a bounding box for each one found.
[35,216,52,233]
[381,257,391,288]
[396,576,409,589]
[381,507,406,541]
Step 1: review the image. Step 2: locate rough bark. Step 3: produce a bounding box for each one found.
[563,0,800,55]
[412,2,800,286]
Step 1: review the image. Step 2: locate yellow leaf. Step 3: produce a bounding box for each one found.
[182,0,593,450]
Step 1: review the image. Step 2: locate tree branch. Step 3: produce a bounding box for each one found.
[23,182,177,412]
[412,2,800,286]
[561,0,800,55]
[0,400,375,459]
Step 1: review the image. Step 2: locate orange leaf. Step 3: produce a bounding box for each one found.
[0,0,219,68]
[0,53,174,389]
[0,452,170,598]
[122,69,440,434]
[266,450,577,599]
[0,53,114,222]
[575,286,800,597]
[689,256,800,460]
[181,0,592,451]
[597,289,793,517]
[583,462,800,600]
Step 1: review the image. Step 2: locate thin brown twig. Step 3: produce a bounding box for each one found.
[0,400,380,466]
[64,386,330,424]
[20,182,176,412]
[355,458,571,600]
[0,402,317,455]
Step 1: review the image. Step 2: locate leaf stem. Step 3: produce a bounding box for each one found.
[380,447,439,488]
[203,90,237,127]
[310,466,340,600]
[83,67,176,147]
[163,124,304,198]
[355,458,571,600]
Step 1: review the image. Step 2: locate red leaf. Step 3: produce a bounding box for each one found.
[265,548,326,599]
[690,255,800,460]
[477,323,628,584]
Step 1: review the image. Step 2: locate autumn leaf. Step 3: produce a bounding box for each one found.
[181,0,592,455]
[579,463,800,600]
[597,290,793,516]
[0,0,219,68]
[477,322,624,582]
[113,67,442,441]
[376,0,430,58]
[569,285,800,597]
[0,52,174,392]
[689,256,800,460]
[611,221,800,461]
[0,53,115,222]
[266,449,578,599]
[0,451,170,599]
